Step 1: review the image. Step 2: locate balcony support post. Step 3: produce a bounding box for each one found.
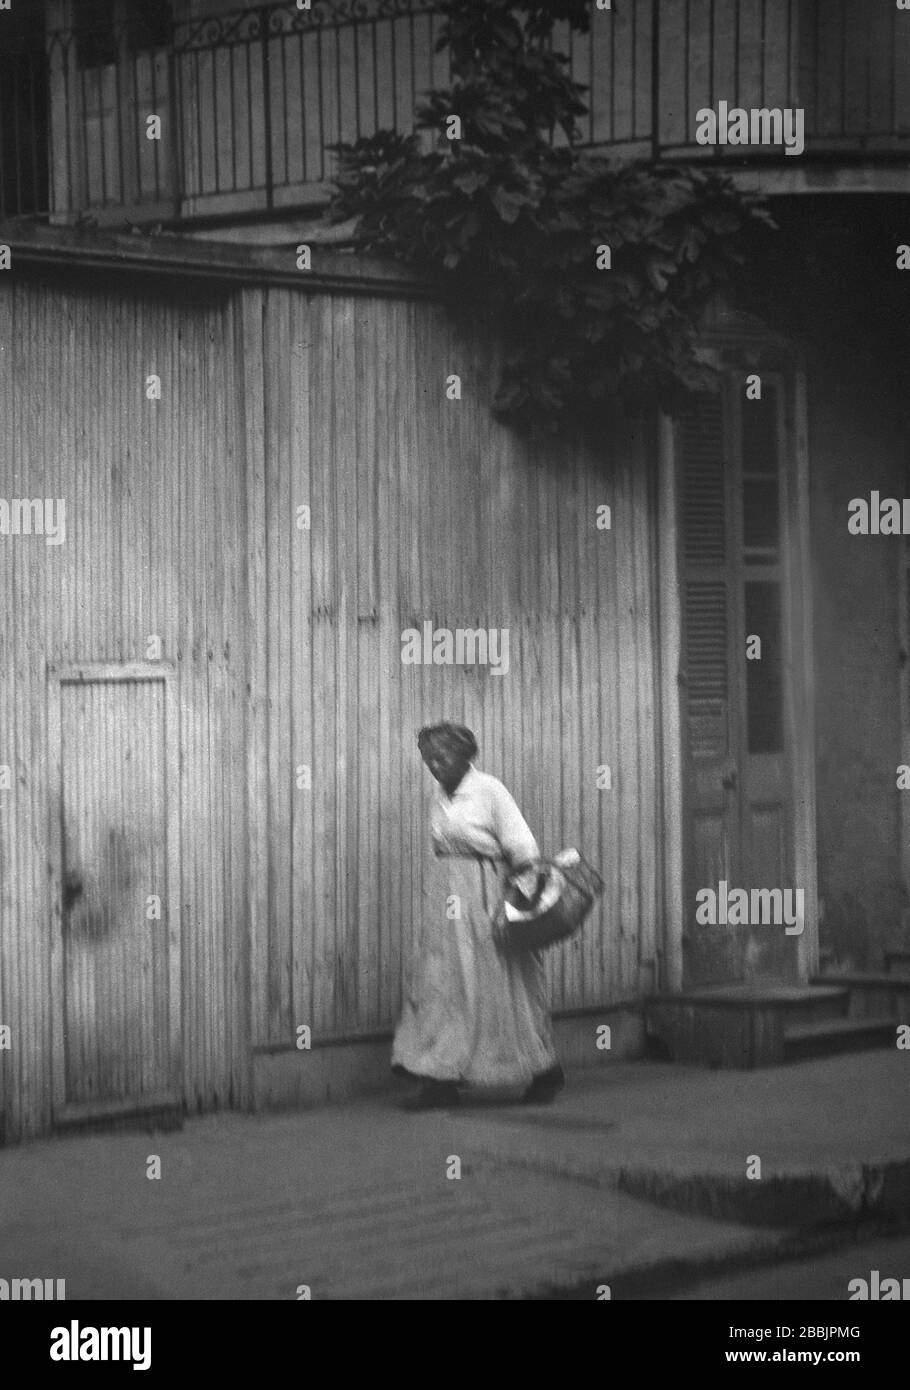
[651,0,661,159]
[259,5,274,210]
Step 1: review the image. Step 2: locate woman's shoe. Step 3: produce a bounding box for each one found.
[402,1080,461,1111]
[520,1063,565,1104]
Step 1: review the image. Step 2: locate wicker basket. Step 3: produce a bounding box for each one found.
[495,854,604,952]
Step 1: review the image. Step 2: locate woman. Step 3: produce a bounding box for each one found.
[392,722,565,1110]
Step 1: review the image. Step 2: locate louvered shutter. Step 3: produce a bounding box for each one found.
[677,389,740,985]
[680,393,731,762]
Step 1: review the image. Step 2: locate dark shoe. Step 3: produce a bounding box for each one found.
[520,1064,565,1105]
[402,1080,461,1111]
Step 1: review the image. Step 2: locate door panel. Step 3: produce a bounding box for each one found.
[739,386,795,977]
[52,668,180,1113]
[749,801,786,884]
[901,527,910,903]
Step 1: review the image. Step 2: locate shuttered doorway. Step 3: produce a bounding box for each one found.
[677,372,808,986]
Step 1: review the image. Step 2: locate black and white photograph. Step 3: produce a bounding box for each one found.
[1,0,909,1350]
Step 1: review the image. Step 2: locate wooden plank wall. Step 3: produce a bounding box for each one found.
[0,269,250,1141]
[251,287,663,1049]
[0,264,664,1138]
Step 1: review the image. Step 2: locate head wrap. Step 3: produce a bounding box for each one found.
[416,722,478,760]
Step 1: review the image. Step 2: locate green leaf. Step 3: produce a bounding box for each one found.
[490,186,527,224]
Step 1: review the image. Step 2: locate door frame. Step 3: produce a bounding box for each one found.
[656,326,818,990]
[47,661,182,1122]
[899,510,910,912]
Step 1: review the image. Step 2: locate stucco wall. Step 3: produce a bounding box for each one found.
[809,353,909,965]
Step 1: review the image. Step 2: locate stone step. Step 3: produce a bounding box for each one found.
[885,950,910,977]
[645,985,850,1069]
[783,1015,897,1063]
[809,973,910,1019]
[654,984,849,1011]
[813,971,910,986]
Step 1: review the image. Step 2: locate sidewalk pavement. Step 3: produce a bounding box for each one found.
[1,1051,907,1300]
[456,1050,910,1228]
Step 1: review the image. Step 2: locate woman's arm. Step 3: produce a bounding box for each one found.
[491,779,540,870]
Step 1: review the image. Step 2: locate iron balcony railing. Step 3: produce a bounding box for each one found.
[1,0,909,227]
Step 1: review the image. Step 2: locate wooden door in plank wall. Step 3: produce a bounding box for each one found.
[49,665,181,1122]
[677,374,805,987]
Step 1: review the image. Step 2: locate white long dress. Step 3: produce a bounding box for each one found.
[392,764,558,1088]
